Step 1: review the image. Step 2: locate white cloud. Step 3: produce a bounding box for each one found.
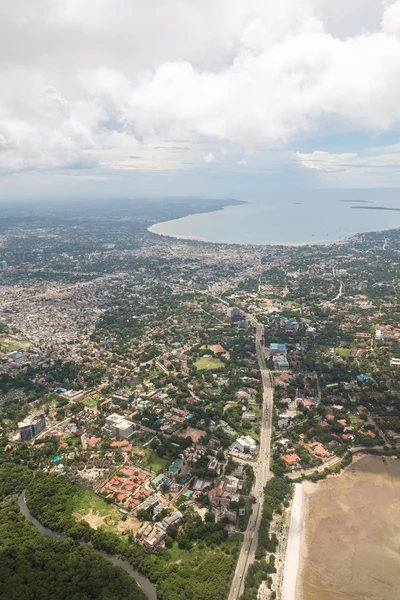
[237,159,247,165]
[1,0,400,181]
[295,146,400,186]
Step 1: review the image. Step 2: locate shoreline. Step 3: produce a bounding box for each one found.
[147,201,400,248]
[147,222,353,248]
[282,483,307,600]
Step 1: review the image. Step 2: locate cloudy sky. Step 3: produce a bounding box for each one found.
[2,0,400,200]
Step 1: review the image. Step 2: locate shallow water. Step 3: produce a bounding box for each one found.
[301,456,400,600]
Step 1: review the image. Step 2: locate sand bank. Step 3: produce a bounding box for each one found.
[282,483,305,600]
[299,456,400,600]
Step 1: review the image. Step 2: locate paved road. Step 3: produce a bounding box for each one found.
[228,321,274,600]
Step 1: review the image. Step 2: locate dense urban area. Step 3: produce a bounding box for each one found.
[1,197,400,600]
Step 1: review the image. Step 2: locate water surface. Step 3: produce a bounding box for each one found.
[150,190,400,244]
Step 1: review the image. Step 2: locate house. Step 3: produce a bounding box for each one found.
[307,441,330,460]
[282,454,300,466]
[162,510,183,528]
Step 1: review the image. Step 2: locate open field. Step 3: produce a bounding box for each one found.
[81,395,100,407]
[299,456,400,600]
[145,449,168,473]
[71,487,115,518]
[195,357,224,370]
[70,487,141,534]
[166,533,242,564]
[0,336,32,353]
[337,348,351,357]
[178,427,206,443]
[132,446,168,473]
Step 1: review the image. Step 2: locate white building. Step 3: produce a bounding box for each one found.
[106,413,134,439]
[234,435,257,455]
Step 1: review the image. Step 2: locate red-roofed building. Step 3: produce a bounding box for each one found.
[282,454,300,465]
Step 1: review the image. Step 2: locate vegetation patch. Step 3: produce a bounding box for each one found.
[195,357,224,371]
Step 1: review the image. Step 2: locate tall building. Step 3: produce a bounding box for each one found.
[0,261,7,271]
[106,413,134,439]
[227,306,240,319]
[18,413,46,442]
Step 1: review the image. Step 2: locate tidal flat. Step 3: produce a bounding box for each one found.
[300,456,400,600]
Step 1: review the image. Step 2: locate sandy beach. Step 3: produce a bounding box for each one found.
[295,456,400,600]
[282,483,305,600]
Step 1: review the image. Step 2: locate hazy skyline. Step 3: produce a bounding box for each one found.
[2,1,400,200]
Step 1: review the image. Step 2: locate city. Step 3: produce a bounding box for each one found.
[1,198,400,600]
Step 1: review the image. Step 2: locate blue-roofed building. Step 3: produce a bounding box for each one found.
[270,343,287,355]
[167,458,183,477]
[276,358,290,371]
[8,351,23,360]
[357,375,373,382]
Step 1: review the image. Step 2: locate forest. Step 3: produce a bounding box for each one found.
[25,472,239,600]
[0,464,147,600]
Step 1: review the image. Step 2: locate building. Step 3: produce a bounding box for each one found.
[227,307,240,319]
[112,392,135,404]
[281,318,300,333]
[162,510,183,528]
[390,358,400,367]
[18,413,46,442]
[275,358,290,371]
[106,413,134,439]
[0,260,7,270]
[167,458,183,477]
[269,343,287,356]
[242,411,256,422]
[233,435,257,455]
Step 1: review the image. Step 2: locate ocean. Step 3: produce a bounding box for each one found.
[149,189,400,245]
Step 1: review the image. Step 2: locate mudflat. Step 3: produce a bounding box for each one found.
[300,456,400,600]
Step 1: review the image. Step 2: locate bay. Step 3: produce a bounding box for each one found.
[150,189,400,245]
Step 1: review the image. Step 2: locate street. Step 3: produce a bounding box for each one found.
[228,321,274,600]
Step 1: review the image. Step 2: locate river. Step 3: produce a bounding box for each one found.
[18,492,158,600]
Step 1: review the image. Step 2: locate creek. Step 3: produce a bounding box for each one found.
[18,492,158,600]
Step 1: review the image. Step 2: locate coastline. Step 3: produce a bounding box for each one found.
[282,483,307,600]
[147,221,352,248]
[147,199,400,247]
[289,455,400,600]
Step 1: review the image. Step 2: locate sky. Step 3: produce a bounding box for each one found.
[2,0,400,200]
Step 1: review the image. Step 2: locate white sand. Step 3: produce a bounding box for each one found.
[282,483,304,600]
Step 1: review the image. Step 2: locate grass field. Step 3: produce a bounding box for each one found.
[166,534,242,564]
[71,487,114,517]
[131,446,168,473]
[146,450,168,473]
[195,357,224,371]
[337,348,351,357]
[81,395,99,407]
[0,337,32,354]
[69,487,142,534]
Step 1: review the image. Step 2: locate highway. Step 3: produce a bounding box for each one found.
[228,321,274,600]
